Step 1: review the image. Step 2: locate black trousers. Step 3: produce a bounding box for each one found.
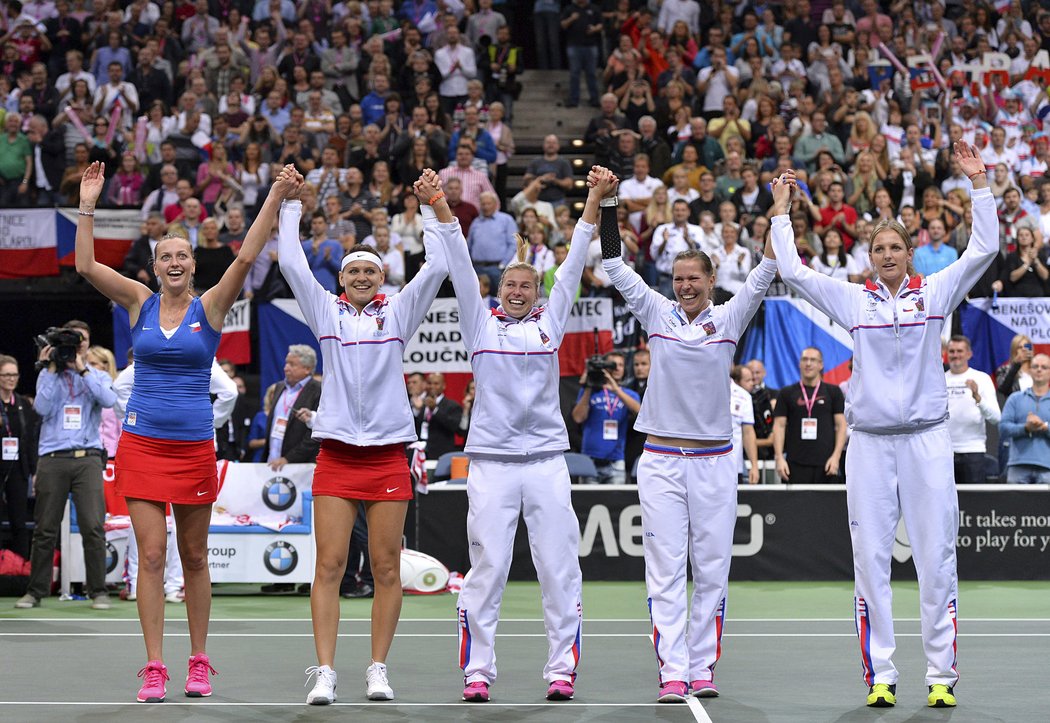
[0,465,30,559]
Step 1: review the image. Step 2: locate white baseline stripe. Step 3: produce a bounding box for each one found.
[0,701,679,708]
[687,696,714,723]
[3,616,1045,623]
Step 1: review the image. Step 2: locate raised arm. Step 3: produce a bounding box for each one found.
[931,142,1000,312]
[201,164,298,331]
[74,162,152,321]
[390,169,451,336]
[771,172,858,331]
[720,175,783,336]
[546,166,614,340]
[274,178,330,332]
[419,171,489,352]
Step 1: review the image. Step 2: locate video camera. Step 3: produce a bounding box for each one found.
[34,327,83,371]
[585,328,617,389]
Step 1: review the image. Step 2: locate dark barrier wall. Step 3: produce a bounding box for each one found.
[417,486,1050,581]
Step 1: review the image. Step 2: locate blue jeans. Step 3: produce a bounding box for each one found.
[1006,464,1050,484]
[566,45,599,106]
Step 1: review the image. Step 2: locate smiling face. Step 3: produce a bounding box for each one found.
[153,236,195,293]
[672,257,715,319]
[498,267,540,319]
[869,227,913,290]
[340,257,384,307]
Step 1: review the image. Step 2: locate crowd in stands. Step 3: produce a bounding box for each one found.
[0,1,1048,299]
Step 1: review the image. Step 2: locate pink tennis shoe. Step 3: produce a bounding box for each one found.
[136,660,169,703]
[185,653,217,697]
[657,680,689,703]
[463,681,490,702]
[546,679,575,700]
[690,679,719,698]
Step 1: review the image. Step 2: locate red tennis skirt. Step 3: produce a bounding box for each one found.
[313,440,412,501]
[115,431,218,505]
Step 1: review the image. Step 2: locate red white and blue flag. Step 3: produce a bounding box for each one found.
[959,297,1050,374]
[0,209,57,278]
[56,208,139,268]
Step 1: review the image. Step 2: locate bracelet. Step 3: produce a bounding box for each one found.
[20,178,28,184]
[427,191,445,205]
[78,210,95,217]
[968,170,986,179]
[598,196,619,207]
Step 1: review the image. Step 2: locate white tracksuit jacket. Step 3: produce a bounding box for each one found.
[436,217,594,458]
[277,200,448,446]
[772,187,999,434]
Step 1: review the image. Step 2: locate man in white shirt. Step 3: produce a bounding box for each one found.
[696,48,738,114]
[945,335,1001,484]
[93,61,139,130]
[618,153,663,233]
[434,25,476,114]
[656,0,700,35]
[981,127,1020,173]
[651,199,703,298]
[730,364,759,485]
[56,49,96,100]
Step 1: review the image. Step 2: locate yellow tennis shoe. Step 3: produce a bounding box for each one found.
[866,683,896,707]
[928,684,957,707]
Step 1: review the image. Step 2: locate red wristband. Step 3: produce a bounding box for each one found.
[428,191,445,205]
[967,170,986,179]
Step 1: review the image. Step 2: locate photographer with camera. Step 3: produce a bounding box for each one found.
[571,350,641,484]
[16,321,116,611]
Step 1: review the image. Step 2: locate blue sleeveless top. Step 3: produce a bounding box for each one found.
[124,294,220,441]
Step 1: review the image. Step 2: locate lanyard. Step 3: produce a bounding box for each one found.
[799,381,821,417]
[281,384,303,416]
[65,370,80,400]
[0,394,13,436]
[602,390,619,418]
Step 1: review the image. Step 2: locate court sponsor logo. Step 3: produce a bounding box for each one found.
[105,541,119,574]
[262,476,297,511]
[578,503,769,557]
[263,540,298,576]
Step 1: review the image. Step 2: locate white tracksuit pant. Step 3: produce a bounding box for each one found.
[638,445,736,684]
[457,455,583,685]
[124,516,183,596]
[845,424,960,688]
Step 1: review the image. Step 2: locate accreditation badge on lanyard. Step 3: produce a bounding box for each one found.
[602,391,619,440]
[63,405,83,430]
[2,437,17,461]
[800,382,820,441]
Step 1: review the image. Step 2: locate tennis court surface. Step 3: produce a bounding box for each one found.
[1,581,1046,722]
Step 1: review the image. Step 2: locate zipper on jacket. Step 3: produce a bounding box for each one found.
[892,285,905,426]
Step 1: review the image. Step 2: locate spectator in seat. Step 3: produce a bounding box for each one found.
[522,134,574,208]
[914,218,958,278]
[619,152,663,233]
[572,351,641,484]
[414,373,463,461]
[192,217,236,292]
[1001,226,1050,297]
[730,166,773,231]
[444,176,479,235]
[795,112,845,174]
[651,199,703,298]
[466,191,517,290]
[439,142,495,209]
[814,181,858,251]
[945,336,1001,484]
[773,347,847,484]
[302,212,343,293]
[123,213,167,290]
[0,113,32,206]
[999,354,1050,484]
[584,92,627,145]
[448,104,498,165]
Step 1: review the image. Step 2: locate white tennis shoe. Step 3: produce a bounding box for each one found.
[305,665,337,705]
[365,661,394,700]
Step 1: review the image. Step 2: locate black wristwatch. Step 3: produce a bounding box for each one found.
[78,368,89,376]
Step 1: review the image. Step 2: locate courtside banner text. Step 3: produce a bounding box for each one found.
[416,486,1050,581]
[960,297,1050,374]
[0,209,58,278]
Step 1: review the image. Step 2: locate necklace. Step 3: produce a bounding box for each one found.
[159,294,191,328]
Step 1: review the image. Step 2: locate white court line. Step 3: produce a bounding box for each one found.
[3,616,1046,623]
[687,696,714,723]
[0,701,684,708]
[4,616,1047,624]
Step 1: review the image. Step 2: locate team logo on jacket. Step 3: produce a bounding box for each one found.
[264,541,298,575]
[702,321,717,336]
[262,477,297,511]
[914,296,925,312]
[375,314,386,336]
